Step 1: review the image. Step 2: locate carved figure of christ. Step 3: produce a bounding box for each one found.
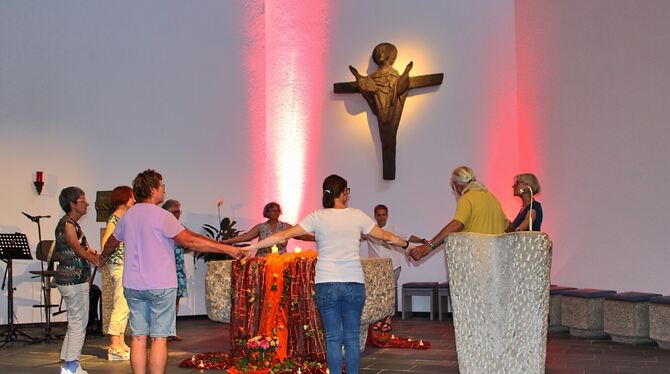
[334,43,444,180]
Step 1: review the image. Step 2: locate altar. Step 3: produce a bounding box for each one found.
[204,251,395,356]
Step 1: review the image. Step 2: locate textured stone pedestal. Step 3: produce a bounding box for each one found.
[446,232,552,374]
[561,289,616,338]
[205,257,395,352]
[604,292,661,344]
[649,296,670,349]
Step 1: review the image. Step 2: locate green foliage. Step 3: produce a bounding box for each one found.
[195,217,243,262]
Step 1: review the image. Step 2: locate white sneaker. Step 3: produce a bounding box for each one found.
[59,366,88,374]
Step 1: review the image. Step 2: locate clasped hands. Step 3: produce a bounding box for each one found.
[406,244,432,262]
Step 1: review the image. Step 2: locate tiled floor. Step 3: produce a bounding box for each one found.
[1,316,669,373]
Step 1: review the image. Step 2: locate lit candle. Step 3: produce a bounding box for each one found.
[36,171,43,182]
[198,360,204,368]
[419,339,424,346]
[191,355,196,361]
[407,337,412,342]
[391,334,395,339]
[294,247,302,254]
[271,245,279,254]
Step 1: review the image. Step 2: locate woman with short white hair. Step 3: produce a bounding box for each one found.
[506,173,543,232]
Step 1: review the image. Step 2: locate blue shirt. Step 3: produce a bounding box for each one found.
[511,201,543,231]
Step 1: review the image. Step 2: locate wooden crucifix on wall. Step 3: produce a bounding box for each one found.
[334,42,444,180]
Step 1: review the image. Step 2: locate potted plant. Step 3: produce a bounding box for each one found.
[196,217,244,262]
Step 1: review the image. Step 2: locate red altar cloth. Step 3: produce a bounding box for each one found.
[230,251,326,362]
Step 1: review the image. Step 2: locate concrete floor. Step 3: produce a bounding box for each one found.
[1,316,670,373]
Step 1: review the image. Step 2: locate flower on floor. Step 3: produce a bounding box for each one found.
[235,335,281,371]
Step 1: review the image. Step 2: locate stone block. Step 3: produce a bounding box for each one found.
[649,296,670,349]
[604,292,661,344]
[561,289,616,338]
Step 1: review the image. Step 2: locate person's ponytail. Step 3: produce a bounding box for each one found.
[322,174,347,208]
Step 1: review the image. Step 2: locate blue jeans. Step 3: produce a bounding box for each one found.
[124,287,177,337]
[315,282,366,374]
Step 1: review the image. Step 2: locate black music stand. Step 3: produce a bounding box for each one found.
[0,233,36,348]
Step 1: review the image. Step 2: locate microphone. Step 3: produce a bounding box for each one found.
[21,211,51,222]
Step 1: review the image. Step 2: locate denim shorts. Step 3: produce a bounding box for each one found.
[123,287,177,337]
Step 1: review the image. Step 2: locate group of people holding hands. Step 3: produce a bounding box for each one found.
[53,166,541,374]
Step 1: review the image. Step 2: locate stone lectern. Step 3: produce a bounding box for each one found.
[446,232,552,374]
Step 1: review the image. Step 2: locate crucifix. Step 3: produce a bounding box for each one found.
[334,42,444,180]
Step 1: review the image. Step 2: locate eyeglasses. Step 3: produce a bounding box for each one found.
[76,199,88,204]
[170,210,182,215]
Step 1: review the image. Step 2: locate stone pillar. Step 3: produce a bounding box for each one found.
[446,232,552,374]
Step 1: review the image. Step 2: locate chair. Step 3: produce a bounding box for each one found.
[29,240,60,341]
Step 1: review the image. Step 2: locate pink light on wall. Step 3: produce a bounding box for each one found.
[480,22,521,218]
[481,86,519,218]
[244,0,267,217]
[264,1,329,223]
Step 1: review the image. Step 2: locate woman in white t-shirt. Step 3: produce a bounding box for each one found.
[247,174,408,374]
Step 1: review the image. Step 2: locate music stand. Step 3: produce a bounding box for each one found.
[0,233,36,348]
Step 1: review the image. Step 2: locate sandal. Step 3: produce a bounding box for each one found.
[108,347,130,361]
[380,322,392,333]
[372,321,383,331]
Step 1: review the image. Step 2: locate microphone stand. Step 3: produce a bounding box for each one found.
[21,211,55,341]
[527,187,534,231]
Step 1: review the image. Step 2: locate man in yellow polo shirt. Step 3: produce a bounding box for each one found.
[408,166,508,261]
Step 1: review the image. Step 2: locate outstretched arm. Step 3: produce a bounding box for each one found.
[367,225,408,248]
[407,219,464,261]
[349,65,362,80]
[174,229,245,258]
[284,223,316,242]
[408,234,427,244]
[396,61,413,95]
[247,225,308,251]
[221,224,261,245]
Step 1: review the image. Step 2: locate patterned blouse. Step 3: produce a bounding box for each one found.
[54,215,91,286]
[257,221,289,256]
[106,215,125,265]
[175,245,187,297]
